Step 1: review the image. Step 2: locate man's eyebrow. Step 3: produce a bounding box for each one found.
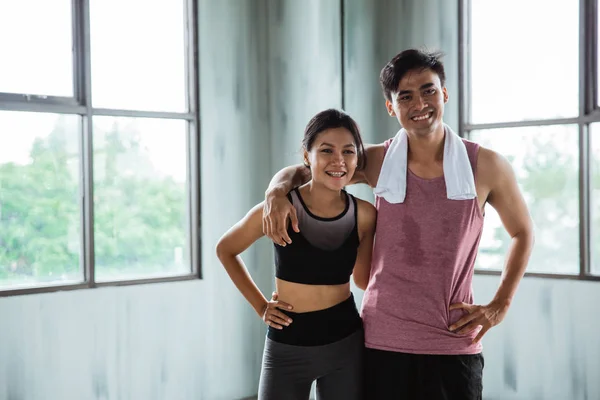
[397,83,435,96]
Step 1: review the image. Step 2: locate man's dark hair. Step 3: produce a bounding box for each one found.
[379,48,446,102]
[302,109,366,170]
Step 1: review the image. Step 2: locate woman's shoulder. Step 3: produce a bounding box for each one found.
[351,196,377,221]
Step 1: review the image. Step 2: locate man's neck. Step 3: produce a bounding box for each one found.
[406,124,445,164]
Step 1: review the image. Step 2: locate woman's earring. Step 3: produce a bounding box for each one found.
[304,160,310,167]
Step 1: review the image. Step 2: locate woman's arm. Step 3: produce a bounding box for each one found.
[216,202,293,329]
[352,199,377,290]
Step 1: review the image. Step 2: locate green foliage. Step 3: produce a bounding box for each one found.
[482,133,587,274]
[0,117,187,285]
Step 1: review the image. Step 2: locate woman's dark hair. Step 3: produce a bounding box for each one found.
[302,109,366,170]
[380,48,446,102]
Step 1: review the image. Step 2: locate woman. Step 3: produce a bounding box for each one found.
[216,108,376,400]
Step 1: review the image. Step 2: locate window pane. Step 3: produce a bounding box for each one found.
[592,124,600,275]
[0,112,82,289]
[471,125,579,274]
[90,0,187,112]
[0,1,73,97]
[93,117,189,281]
[470,1,578,123]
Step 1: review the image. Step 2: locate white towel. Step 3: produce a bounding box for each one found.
[373,124,476,204]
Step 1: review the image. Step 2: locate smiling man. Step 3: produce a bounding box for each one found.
[262,48,534,399]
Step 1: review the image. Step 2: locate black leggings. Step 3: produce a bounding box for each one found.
[258,329,364,400]
[258,294,364,400]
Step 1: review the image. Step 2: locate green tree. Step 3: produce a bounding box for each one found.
[0,116,79,283]
[0,117,187,285]
[92,120,187,277]
[483,133,579,274]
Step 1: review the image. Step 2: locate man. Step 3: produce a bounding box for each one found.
[262,48,534,399]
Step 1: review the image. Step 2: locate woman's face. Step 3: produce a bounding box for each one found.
[304,127,358,191]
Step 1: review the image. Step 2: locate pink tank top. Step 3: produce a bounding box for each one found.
[361,138,484,355]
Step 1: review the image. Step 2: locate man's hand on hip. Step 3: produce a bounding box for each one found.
[448,299,510,344]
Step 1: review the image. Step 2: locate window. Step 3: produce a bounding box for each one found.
[93,117,189,282]
[0,0,199,295]
[462,0,599,278]
[471,126,579,274]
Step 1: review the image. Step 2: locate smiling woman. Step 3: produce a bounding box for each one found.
[216,109,376,399]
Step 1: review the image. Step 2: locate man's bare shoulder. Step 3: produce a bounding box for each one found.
[477,145,514,188]
[365,142,386,158]
[359,142,387,187]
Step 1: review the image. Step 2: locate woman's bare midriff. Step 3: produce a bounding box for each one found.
[275,279,352,313]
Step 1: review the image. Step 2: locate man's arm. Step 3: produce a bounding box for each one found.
[266,164,312,197]
[263,164,311,246]
[483,149,534,306]
[348,143,386,186]
[263,143,386,245]
[449,148,534,343]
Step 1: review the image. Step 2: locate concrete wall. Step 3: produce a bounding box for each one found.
[0,282,209,400]
[474,276,600,400]
[267,0,343,171]
[198,1,272,398]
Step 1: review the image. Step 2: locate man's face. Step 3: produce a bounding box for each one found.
[386,68,448,137]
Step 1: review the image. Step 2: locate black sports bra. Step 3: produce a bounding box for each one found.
[274,188,359,285]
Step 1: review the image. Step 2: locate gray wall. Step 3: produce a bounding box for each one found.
[0,282,209,400]
[198,0,272,398]
[474,276,600,400]
[268,0,343,171]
